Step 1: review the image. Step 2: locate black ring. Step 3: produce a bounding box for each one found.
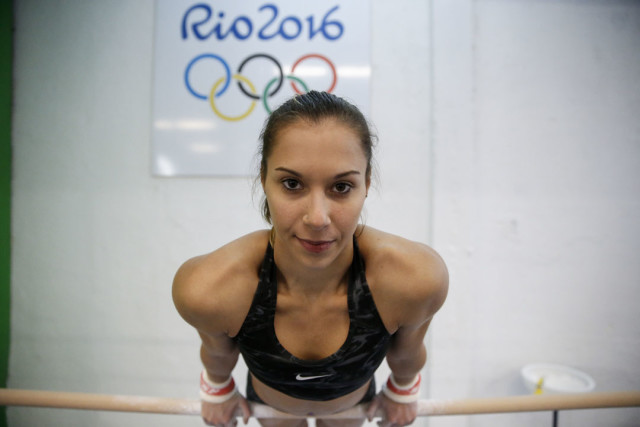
[236,53,283,100]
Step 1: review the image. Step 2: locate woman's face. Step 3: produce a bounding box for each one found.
[262,118,370,268]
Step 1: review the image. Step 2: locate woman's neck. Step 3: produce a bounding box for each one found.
[272,240,353,297]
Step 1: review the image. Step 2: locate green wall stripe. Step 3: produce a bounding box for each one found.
[0,0,12,426]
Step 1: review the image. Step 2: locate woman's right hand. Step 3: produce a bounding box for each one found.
[201,393,252,427]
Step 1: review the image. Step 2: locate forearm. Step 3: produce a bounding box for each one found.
[386,342,427,385]
[198,343,251,423]
[200,344,240,382]
[367,342,425,423]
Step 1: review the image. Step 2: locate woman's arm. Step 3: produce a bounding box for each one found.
[197,330,251,426]
[367,320,431,426]
[173,252,254,426]
[199,329,241,383]
[385,319,431,386]
[364,231,449,426]
[385,249,448,384]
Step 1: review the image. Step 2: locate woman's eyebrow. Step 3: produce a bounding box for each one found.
[274,167,301,177]
[274,167,361,179]
[334,170,361,179]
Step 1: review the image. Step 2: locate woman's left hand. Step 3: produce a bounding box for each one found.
[366,393,418,427]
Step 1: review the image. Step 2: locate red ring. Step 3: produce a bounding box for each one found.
[290,54,337,94]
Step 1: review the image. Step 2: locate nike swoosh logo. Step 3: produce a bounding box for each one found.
[295,374,331,381]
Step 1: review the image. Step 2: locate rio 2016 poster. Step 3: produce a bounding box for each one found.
[152,1,371,177]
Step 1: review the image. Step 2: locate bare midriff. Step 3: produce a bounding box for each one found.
[250,374,371,416]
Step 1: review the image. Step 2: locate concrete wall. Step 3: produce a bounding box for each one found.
[9,1,639,426]
[8,1,431,426]
[429,1,640,426]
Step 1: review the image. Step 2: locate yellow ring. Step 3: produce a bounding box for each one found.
[209,74,257,122]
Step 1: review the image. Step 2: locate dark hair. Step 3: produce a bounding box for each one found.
[257,91,376,224]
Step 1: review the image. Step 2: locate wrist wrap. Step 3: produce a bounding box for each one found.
[382,373,421,403]
[199,370,237,403]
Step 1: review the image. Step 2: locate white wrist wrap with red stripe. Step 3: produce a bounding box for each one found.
[382,373,421,403]
[199,370,237,403]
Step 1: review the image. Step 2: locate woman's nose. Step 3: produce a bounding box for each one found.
[303,192,331,229]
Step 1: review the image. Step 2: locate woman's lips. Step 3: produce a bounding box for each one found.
[297,238,334,253]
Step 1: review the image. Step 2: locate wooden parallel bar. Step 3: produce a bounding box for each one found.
[1,389,639,418]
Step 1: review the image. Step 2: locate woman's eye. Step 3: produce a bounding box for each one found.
[282,179,301,190]
[333,182,353,194]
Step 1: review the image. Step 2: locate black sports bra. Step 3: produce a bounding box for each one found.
[233,237,392,401]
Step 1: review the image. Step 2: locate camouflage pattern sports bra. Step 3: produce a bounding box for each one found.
[233,237,392,401]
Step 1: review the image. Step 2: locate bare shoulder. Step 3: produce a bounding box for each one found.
[357,227,449,329]
[172,230,269,336]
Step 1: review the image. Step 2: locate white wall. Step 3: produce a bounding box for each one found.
[9,1,431,426]
[9,1,640,427]
[429,1,640,426]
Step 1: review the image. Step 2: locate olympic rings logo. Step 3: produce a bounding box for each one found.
[184,53,337,122]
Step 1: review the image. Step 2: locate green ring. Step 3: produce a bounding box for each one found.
[262,75,309,114]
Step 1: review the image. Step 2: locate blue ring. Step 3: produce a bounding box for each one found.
[184,54,231,100]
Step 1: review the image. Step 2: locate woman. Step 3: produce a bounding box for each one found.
[173,91,448,427]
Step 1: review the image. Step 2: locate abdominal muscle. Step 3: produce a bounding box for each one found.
[250,374,372,416]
